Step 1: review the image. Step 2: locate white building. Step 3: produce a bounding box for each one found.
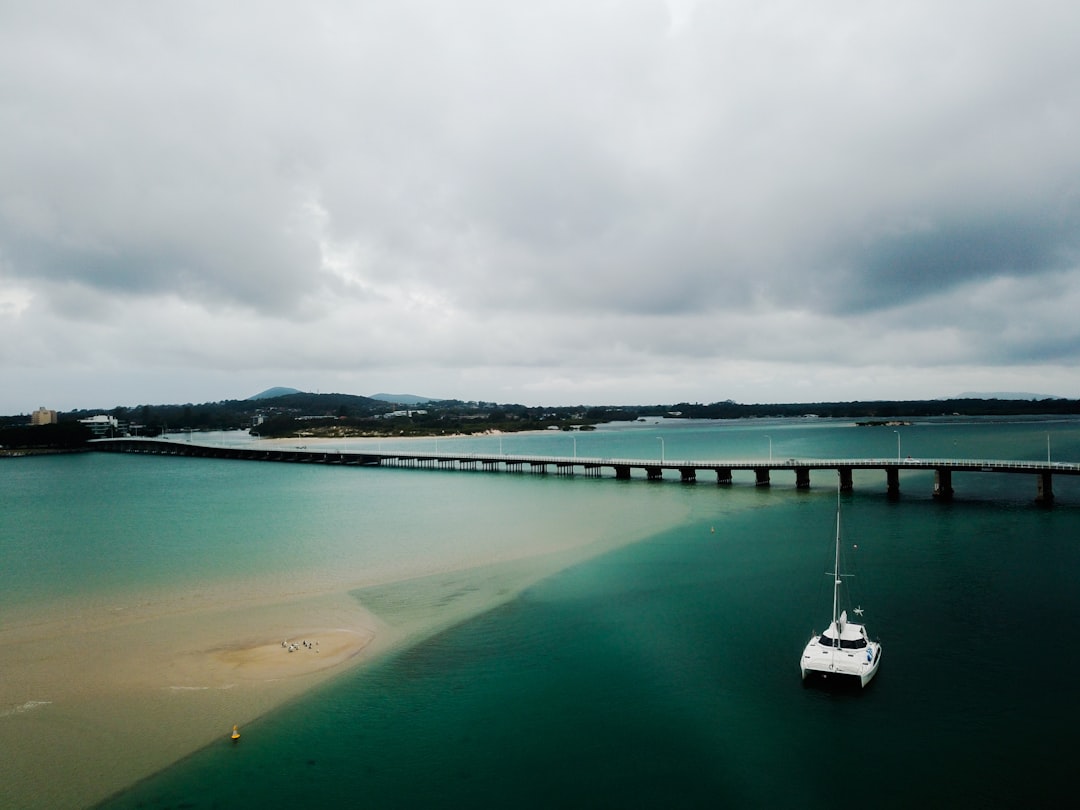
[79,414,120,436]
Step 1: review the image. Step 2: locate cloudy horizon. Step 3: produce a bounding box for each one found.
[3,1,1080,414]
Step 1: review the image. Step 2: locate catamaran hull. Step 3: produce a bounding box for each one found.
[800,665,880,689]
[801,641,881,689]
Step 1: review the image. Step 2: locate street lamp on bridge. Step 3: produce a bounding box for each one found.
[893,430,901,461]
[657,436,665,463]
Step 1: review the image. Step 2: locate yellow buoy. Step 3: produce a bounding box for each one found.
[231,724,241,742]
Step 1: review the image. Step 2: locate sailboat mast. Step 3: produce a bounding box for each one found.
[832,478,842,642]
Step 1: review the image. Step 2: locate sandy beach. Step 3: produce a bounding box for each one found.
[198,628,369,681]
[0,589,381,810]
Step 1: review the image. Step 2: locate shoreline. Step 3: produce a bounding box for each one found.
[1,536,669,810]
[0,590,383,810]
[252,428,541,446]
[0,447,89,457]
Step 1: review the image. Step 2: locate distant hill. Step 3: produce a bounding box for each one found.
[248,387,302,400]
[263,392,383,411]
[956,391,1062,400]
[369,393,436,405]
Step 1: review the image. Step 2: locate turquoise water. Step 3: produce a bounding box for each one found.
[0,449,682,617]
[4,417,1080,807]
[114,502,1080,807]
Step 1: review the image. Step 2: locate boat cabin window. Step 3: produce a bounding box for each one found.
[817,634,867,650]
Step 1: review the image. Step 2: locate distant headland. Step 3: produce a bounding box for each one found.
[3,389,1079,453]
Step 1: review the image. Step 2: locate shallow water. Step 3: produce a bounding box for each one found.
[3,416,1079,807]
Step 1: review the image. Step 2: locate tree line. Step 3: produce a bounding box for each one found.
[2,394,1077,449]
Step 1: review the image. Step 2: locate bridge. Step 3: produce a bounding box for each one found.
[90,437,1079,504]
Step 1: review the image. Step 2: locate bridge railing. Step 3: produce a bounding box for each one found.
[88,439,1079,474]
[375,452,1079,472]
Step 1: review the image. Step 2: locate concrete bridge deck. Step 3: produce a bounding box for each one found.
[91,437,1079,504]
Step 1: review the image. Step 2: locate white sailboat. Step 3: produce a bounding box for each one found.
[800,481,881,688]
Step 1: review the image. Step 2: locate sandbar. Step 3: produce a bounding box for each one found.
[0,591,381,810]
[186,627,373,683]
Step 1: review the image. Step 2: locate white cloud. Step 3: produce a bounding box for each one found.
[2,1,1079,412]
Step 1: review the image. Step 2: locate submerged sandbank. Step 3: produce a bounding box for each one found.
[0,590,381,810]
[1,468,691,809]
[0,540,654,810]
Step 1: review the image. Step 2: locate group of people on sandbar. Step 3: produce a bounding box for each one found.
[282,638,319,653]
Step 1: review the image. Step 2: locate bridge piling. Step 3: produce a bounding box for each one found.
[1037,472,1054,505]
[839,467,853,492]
[886,467,900,498]
[933,468,954,501]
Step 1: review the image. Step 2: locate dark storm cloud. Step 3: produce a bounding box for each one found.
[830,210,1080,314]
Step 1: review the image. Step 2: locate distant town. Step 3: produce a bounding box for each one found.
[2,389,1078,454]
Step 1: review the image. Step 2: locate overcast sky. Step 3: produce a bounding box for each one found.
[3,1,1079,413]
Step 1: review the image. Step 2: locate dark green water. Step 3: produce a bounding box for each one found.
[99,418,1080,809]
